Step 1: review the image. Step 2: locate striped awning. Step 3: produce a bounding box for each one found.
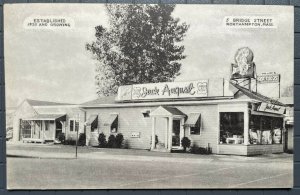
[104,114,118,126]
[185,113,201,127]
[85,115,98,126]
[22,114,66,121]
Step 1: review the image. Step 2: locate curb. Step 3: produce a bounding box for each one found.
[7,154,76,160]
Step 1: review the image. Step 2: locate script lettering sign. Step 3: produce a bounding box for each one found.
[257,102,285,114]
[129,80,208,100]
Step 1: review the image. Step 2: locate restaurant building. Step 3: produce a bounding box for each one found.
[81,78,287,156]
[12,78,288,156]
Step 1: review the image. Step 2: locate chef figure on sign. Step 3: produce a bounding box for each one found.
[231,47,256,79]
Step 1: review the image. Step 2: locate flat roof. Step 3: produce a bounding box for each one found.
[81,99,260,108]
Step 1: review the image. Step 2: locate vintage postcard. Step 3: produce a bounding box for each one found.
[4,4,294,189]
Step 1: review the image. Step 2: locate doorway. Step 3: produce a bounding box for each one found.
[55,120,62,139]
[172,120,181,147]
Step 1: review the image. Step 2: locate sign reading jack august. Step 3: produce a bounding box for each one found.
[118,80,208,101]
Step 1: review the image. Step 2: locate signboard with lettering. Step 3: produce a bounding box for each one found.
[130,80,208,100]
[257,102,285,115]
[116,79,236,102]
[131,132,140,138]
[257,73,280,83]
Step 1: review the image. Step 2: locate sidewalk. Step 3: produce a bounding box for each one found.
[6,142,293,164]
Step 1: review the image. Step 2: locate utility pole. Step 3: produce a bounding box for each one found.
[75,113,79,159]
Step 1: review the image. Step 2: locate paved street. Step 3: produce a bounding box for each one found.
[6,142,293,189]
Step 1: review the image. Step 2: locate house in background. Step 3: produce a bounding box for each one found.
[279,96,294,153]
[12,99,86,143]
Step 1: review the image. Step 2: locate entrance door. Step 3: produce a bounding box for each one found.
[172,120,181,147]
[55,120,62,139]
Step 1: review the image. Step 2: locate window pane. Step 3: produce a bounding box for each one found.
[70,120,74,131]
[220,112,244,144]
[75,121,79,132]
[190,126,200,135]
[45,121,49,131]
[249,115,283,145]
[111,118,118,133]
[20,120,31,138]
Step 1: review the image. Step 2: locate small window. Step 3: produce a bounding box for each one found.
[111,121,118,133]
[70,120,74,131]
[190,126,200,135]
[91,121,97,132]
[105,114,118,134]
[75,121,79,132]
[190,118,201,135]
[45,121,49,131]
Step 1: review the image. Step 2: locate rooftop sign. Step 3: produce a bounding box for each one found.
[257,72,280,83]
[117,80,208,101]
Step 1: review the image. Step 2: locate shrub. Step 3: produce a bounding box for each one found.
[65,139,76,145]
[107,134,116,148]
[123,139,129,149]
[58,132,65,144]
[98,133,107,148]
[181,137,191,152]
[115,133,124,148]
[190,144,212,155]
[78,133,86,146]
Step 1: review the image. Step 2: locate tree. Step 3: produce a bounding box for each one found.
[86,4,189,96]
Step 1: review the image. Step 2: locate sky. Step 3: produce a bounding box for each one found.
[4,4,294,108]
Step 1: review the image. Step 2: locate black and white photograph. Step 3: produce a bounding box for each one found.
[4,3,294,189]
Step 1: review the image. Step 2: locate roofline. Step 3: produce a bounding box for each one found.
[80,99,261,108]
[32,104,79,108]
[114,96,234,103]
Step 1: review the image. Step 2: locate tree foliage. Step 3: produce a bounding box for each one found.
[86,4,189,96]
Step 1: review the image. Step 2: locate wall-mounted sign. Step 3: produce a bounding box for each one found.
[131,80,208,100]
[257,102,285,115]
[116,78,234,102]
[257,73,280,83]
[131,132,140,138]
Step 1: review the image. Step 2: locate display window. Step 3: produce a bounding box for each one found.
[249,115,283,145]
[219,112,244,144]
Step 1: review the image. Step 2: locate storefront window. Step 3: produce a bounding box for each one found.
[219,112,244,144]
[249,115,283,145]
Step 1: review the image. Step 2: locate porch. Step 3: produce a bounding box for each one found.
[149,106,201,152]
[20,114,66,143]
